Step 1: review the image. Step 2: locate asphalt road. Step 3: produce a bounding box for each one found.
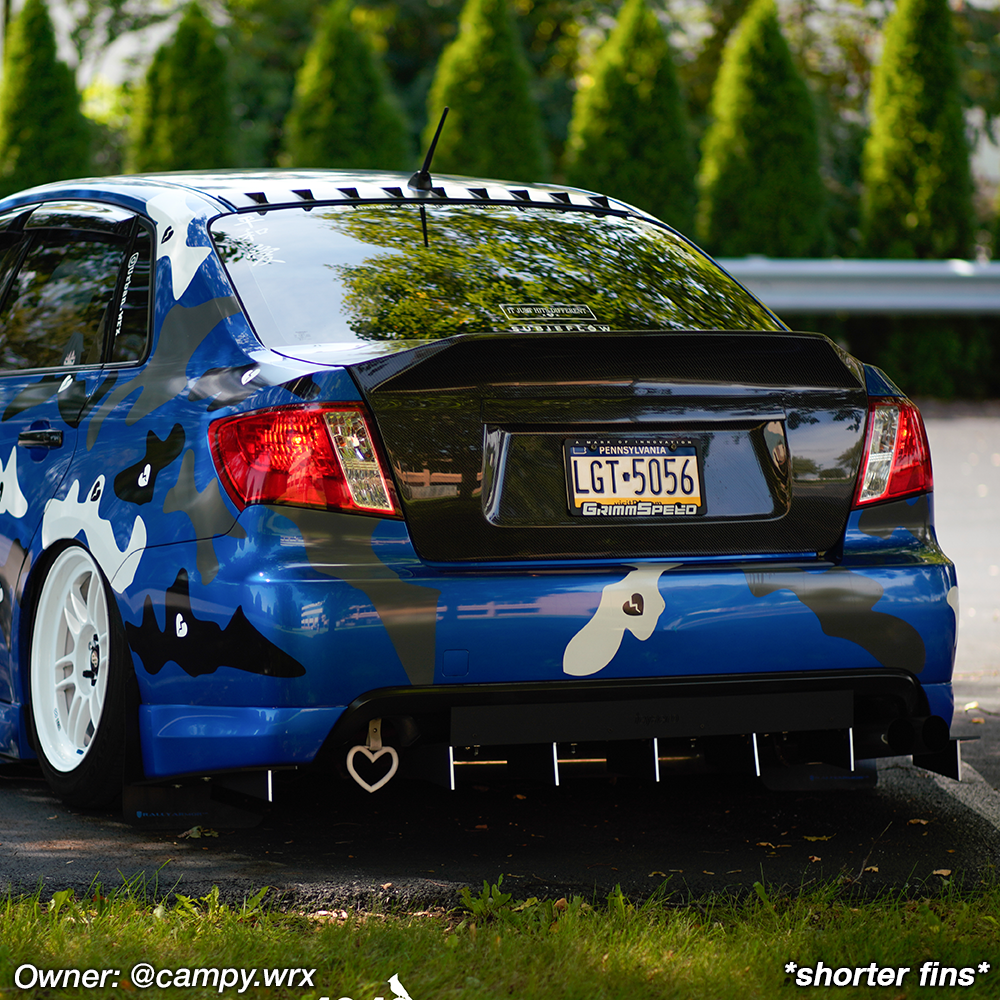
[1,408,999,908]
[4,758,1000,908]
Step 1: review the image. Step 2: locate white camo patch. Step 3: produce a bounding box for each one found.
[562,564,677,677]
[41,476,146,591]
[0,447,28,518]
[146,191,213,300]
[947,585,959,621]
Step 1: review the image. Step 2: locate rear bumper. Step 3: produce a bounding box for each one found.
[139,705,344,779]
[135,669,952,780]
[113,498,957,780]
[327,668,950,761]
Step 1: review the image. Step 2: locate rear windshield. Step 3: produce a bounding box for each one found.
[210,203,781,347]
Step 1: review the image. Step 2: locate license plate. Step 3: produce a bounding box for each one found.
[565,438,703,518]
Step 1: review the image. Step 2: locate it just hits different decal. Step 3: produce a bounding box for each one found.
[745,568,926,673]
[40,476,146,592]
[563,564,678,677]
[126,568,305,678]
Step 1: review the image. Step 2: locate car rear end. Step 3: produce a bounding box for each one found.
[342,334,955,788]
[189,180,958,791]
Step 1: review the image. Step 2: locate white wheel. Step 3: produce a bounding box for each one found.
[29,545,126,806]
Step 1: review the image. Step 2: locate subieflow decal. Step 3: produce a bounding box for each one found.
[146,191,214,300]
[563,564,677,676]
[40,477,146,591]
[0,447,28,518]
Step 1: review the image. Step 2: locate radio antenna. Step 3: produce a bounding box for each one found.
[408,107,449,192]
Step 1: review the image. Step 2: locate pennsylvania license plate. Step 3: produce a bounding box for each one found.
[565,439,704,518]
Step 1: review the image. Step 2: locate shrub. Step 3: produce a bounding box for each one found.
[423,0,547,181]
[860,0,973,259]
[697,0,828,257]
[284,0,410,169]
[0,0,91,197]
[789,315,998,400]
[564,0,695,231]
[128,3,231,171]
[224,0,320,168]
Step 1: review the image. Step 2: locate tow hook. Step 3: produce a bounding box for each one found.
[346,717,399,793]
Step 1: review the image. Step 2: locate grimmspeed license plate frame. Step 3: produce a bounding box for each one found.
[564,438,704,518]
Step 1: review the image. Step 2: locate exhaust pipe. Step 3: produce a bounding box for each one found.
[882,718,915,754]
[880,715,950,756]
[918,715,950,754]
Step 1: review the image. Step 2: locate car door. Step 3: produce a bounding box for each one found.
[0,200,146,710]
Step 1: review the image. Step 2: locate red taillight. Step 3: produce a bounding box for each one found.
[854,397,933,506]
[209,405,400,515]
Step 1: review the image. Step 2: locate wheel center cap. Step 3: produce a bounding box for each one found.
[83,634,100,686]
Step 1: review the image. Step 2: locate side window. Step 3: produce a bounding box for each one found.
[0,240,23,301]
[0,209,31,306]
[0,233,124,370]
[110,226,152,364]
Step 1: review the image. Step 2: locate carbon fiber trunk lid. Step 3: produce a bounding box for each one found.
[349,330,867,562]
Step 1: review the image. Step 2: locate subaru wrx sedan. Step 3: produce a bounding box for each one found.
[0,170,958,809]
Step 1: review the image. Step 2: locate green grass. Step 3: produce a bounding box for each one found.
[2,876,1000,998]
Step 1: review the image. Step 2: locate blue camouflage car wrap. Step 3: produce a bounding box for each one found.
[0,172,958,801]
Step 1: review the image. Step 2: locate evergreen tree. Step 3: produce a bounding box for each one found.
[424,0,547,182]
[697,0,828,257]
[225,0,322,167]
[284,0,410,170]
[564,0,695,231]
[128,45,169,172]
[0,0,90,197]
[861,0,973,259]
[127,3,231,172]
[679,0,752,136]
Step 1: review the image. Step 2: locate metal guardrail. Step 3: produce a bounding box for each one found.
[717,257,1000,314]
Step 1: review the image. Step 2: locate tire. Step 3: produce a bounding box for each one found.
[28,545,128,808]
